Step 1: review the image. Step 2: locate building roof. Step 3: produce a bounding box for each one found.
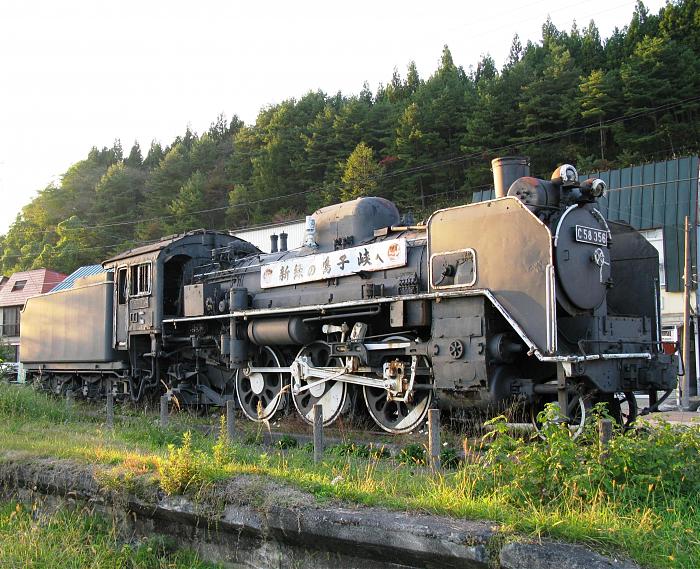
[50,265,105,292]
[0,269,67,308]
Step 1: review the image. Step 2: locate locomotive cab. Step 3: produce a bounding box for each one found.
[103,230,259,350]
[102,230,258,401]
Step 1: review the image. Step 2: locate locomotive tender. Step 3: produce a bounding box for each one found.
[20,158,677,433]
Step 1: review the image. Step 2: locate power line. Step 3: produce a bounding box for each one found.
[1,174,697,263]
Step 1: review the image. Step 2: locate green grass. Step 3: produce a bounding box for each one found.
[1,383,699,569]
[0,501,219,568]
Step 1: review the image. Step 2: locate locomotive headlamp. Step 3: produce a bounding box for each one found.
[579,178,608,201]
[590,178,606,197]
[558,164,578,184]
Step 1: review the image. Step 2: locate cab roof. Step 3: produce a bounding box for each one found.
[102,229,259,265]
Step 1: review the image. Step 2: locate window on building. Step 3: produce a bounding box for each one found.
[130,263,152,296]
[1,306,20,337]
[11,280,26,292]
[640,228,665,288]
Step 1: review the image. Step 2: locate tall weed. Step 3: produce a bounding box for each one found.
[158,432,204,495]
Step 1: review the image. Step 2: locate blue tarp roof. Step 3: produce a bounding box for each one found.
[50,264,106,292]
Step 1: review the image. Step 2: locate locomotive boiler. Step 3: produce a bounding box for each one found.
[20,158,677,434]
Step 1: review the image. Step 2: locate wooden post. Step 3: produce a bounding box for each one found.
[226,399,236,441]
[313,404,324,464]
[682,215,692,410]
[428,408,441,471]
[598,418,612,460]
[106,383,114,429]
[160,395,169,428]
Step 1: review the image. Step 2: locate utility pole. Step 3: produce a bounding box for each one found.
[681,216,692,410]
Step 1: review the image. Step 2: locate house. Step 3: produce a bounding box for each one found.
[0,268,67,362]
[49,264,105,293]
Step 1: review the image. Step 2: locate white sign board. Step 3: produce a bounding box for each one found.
[260,239,407,289]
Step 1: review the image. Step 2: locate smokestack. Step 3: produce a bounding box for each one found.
[492,156,530,198]
[270,234,279,253]
[279,231,288,252]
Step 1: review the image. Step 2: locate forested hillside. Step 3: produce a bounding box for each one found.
[2,1,700,275]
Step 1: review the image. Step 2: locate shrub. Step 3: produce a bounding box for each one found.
[329,442,370,458]
[439,446,460,469]
[158,431,203,495]
[369,444,391,459]
[276,435,298,449]
[327,442,390,460]
[468,403,700,507]
[212,415,235,467]
[398,443,426,465]
[243,431,262,445]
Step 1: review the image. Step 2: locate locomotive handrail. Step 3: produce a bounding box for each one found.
[537,352,653,363]
[163,289,476,324]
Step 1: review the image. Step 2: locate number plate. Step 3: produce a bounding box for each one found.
[575,225,608,246]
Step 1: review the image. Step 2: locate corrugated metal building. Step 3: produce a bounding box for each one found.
[588,157,698,295]
[50,264,106,293]
[232,220,306,253]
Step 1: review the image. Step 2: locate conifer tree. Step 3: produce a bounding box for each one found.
[341,142,383,201]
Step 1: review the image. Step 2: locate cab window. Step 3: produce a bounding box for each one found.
[117,268,128,304]
[130,263,152,296]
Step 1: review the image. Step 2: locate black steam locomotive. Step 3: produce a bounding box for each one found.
[20,158,676,433]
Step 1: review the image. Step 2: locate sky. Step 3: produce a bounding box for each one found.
[0,0,666,235]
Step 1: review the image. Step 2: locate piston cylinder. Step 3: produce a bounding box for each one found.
[247,317,318,345]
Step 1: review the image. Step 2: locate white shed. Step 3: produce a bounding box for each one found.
[232,220,306,253]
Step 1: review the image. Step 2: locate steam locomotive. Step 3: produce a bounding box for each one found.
[20,158,677,433]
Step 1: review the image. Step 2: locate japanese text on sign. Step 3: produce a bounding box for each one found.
[260,239,407,289]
